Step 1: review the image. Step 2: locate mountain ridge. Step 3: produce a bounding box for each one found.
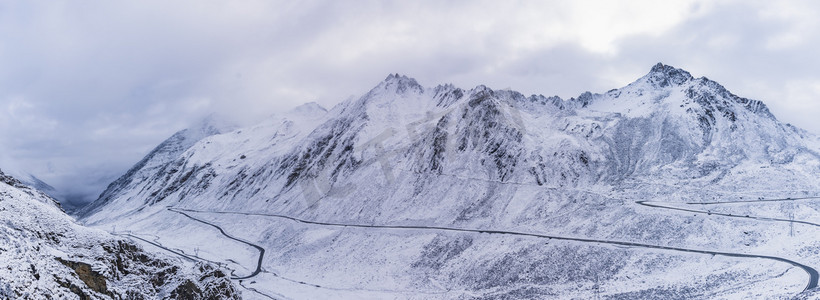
[78,63,820,298]
[81,62,818,219]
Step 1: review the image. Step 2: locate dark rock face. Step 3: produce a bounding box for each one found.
[647,62,694,87]
[56,258,112,298]
[53,275,93,300]
[100,240,241,299]
[169,266,236,300]
[171,280,201,299]
[51,238,242,299]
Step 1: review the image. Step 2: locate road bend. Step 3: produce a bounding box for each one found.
[168,207,265,280]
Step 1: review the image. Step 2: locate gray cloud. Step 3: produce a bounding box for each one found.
[2,0,820,205]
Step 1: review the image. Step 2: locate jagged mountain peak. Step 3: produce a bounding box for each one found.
[572,63,775,124]
[384,73,416,82]
[644,62,695,87]
[378,73,424,95]
[568,91,595,108]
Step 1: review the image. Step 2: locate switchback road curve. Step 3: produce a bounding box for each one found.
[168,207,265,280]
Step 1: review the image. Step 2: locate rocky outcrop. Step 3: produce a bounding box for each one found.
[0,169,240,299]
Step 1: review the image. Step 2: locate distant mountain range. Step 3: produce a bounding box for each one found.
[77,63,820,298]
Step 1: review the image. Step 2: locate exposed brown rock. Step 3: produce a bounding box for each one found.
[55,257,111,297]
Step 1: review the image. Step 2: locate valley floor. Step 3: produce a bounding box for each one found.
[88,189,820,299]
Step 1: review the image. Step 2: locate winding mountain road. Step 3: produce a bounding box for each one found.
[168,207,266,280]
[684,196,820,205]
[114,232,200,262]
[637,200,820,228]
[170,206,819,292]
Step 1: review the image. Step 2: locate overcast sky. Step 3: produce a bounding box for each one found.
[2,0,820,207]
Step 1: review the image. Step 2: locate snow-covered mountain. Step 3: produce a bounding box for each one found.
[78,115,235,219]
[0,168,240,299]
[0,165,59,197]
[81,63,820,298]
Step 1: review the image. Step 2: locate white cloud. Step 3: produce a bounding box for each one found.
[3,0,820,204]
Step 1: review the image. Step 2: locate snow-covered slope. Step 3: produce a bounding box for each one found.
[0,168,240,299]
[0,165,60,198]
[5,170,57,195]
[81,64,820,298]
[78,116,236,219]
